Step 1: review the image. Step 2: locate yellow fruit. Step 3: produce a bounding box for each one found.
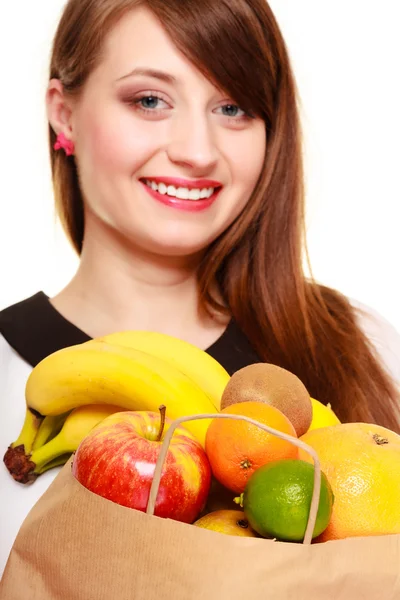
[193,510,259,537]
[299,423,400,540]
[220,363,312,436]
[23,340,218,447]
[5,405,126,484]
[89,330,230,410]
[307,398,341,432]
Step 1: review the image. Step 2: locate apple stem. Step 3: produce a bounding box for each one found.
[156,405,167,442]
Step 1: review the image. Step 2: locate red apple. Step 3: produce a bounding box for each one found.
[72,406,211,524]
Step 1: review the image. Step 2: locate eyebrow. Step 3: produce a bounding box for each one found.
[116,67,178,84]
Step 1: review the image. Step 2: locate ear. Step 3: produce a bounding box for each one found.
[46,79,75,140]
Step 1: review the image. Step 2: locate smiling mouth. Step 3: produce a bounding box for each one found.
[141,179,221,201]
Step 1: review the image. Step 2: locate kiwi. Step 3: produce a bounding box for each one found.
[221,363,312,437]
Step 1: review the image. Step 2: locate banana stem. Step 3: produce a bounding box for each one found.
[30,432,71,473]
[35,453,73,475]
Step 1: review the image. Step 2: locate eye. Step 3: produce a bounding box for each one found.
[137,95,169,110]
[122,91,172,114]
[215,104,248,119]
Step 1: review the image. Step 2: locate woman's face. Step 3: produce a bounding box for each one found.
[53,7,266,257]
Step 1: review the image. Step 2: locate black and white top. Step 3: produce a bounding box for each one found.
[1,291,399,575]
[0,291,261,373]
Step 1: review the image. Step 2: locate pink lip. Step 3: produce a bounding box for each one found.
[141,176,222,190]
[140,181,221,212]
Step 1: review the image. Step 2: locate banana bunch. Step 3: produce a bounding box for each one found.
[4,331,229,484]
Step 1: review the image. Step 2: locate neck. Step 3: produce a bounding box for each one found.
[51,219,227,346]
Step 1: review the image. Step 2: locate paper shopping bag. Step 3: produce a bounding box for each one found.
[1,414,399,600]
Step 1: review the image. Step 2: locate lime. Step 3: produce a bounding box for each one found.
[234,459,334,542]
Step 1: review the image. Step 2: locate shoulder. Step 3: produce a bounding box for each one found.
[0,292,49,346]
[0,292,50,367]
[0,291,91,367]
[349,297,400,385]
[0,335,58,578]
[0,333,33,395]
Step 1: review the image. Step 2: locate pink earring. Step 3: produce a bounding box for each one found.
[54,132,75,156]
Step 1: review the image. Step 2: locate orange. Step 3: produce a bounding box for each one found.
[299,423,400,541]
[205,401,298,494]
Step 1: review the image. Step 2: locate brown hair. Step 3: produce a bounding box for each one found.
[49,0,400,431]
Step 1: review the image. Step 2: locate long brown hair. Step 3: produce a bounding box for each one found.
[49,0,400,431]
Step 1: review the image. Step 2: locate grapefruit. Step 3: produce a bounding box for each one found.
[299,423,400,540]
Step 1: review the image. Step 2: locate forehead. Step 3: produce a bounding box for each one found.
[97,6,212,87]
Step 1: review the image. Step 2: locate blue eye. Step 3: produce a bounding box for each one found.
[215,104,248,119]
[139,96,162,109]
[127,94,171,113]
[221,105,245,117]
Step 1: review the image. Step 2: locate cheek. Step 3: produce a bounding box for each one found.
[75,104,158,174]
[231,129,266,191]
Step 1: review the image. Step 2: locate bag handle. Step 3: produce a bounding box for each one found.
[146,412,321,545]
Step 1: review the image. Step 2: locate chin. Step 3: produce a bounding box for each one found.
[146,238,209,258]
[122,228,216,258]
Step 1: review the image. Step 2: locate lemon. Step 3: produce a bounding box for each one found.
[235,459,334,542]
[307,398,341,432]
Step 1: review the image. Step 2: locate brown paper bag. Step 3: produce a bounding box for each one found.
[1,414,400,600]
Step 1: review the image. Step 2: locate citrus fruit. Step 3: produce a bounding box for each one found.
[299,423,400,540]
[205,401,298,494]
[307,398,341,432]
[220,363,312,436]
[193,510,259,537]
[235,459,334,542]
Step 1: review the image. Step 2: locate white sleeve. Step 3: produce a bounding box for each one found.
[0,335,61,577]
[350,298,400,388]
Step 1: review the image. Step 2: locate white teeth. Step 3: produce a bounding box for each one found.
[144,180,217,200]
[176,187,190,200]
[188,189,201,200]
[167,185,177,196]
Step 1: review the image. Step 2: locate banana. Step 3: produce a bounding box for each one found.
[35,453,74,476]
[3,407,44,482]
[6,407,43,455]
[27,404,126,480]
[25,340,218,446]
[32,411,70,451]
[88,330,230,410]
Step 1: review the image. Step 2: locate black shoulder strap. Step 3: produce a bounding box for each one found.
[0,292,91,367]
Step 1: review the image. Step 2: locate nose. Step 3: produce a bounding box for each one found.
[166,111,219,173]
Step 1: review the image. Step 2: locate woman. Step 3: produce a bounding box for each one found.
[1,0,399,576]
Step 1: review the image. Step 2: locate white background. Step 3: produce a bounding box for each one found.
[0,1,399,330]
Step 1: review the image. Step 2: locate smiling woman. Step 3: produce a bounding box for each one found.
[48,6,266,258]
[1,0,400,578]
